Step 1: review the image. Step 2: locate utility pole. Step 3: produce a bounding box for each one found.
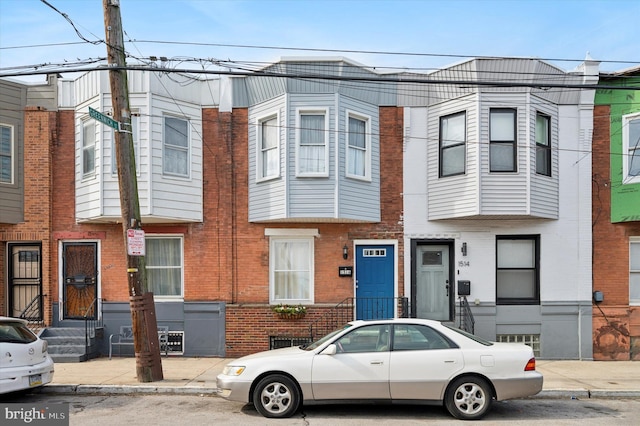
[103,0,163,382]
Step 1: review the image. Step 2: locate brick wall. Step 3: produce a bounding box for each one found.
[223,106,405,357]
[592,104,640,360]
[0,107,55,323]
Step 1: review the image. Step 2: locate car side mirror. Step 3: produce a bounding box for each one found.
[320,344,337,355]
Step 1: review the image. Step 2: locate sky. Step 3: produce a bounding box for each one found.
[1,0,639,83]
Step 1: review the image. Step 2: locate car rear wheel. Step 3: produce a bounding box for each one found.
[444,376,492,420]
[252,374,300,418]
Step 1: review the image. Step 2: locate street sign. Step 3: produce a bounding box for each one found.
[89,107,120,131]
[127,228,145,256]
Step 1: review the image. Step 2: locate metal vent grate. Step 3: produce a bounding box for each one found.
[269,336,312,350]
[166,331,184,355]
[497,334,540,357]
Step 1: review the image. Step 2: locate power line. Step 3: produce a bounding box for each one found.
[2,64,638,91]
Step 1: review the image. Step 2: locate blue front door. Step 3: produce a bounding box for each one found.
[355,245,394,320]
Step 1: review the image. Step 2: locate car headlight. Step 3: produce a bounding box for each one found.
[222,365,245,376]
[42,340,48,354]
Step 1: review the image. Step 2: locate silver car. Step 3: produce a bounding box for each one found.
[217,318,543,420]
[0,317,55,394]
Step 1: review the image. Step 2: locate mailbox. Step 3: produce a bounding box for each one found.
[457,280,471,296]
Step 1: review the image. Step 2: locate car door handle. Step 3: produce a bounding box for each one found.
[370,361,384,365]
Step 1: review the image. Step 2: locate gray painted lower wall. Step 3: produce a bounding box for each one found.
[54,301,226,357]
[469,301,593,360]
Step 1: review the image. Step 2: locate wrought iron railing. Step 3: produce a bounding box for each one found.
[309,297,409,340]
[83,298,102,355]
[458,296,475,334]
[19,294,44,333]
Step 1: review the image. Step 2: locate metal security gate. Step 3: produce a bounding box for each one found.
[62,242,98,320]
[8,243,43,320]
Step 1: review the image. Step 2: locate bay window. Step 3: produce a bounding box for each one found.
[297,110,328,176]
[490,109,517,172]
[439,111,466,177]
[163,116,189,177]
[347,112,371,180]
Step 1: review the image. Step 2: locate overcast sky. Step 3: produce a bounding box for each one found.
[1,0,638,83]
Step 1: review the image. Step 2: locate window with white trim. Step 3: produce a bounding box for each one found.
[535,113,551,176]
[496,235,539,305]
[631,238,640,305]
[82,119,96,177]
[490,108,517,172]
[297,110,328,176]
[269,233,315,304]
[439,111,466,177]
[623,113,640,184]
[145,236,183,298]
[112,114,140,175]
[257,114,279,180]
[163,116,189,177]
[0,124,13,184]
[347,112,371,180]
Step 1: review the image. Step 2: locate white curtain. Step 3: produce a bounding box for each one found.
[261,118,279,178]
[273,240,310,300]
[299,115,325,173]
[146,238,182,296]
[348,117,366,176]
[164,117,189,176]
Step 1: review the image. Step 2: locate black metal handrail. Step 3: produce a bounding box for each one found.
[19,294,44,333]
[458,296,475,334]
[309,296,409,340]
[83,298,102,355]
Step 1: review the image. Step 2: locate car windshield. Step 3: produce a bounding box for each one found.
[302,324,353,351]
[443,324,493,346]
[0,322,37,344]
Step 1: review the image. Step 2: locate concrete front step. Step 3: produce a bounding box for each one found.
[50,353,89,363]
[41,327,100,363]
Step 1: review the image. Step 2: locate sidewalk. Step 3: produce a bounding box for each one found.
[39,357,640,399]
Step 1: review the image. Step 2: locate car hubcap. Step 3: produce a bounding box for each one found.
[260,382,291,414]
[454,383,486,414]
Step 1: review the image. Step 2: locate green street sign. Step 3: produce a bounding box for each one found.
[89,107,119,131]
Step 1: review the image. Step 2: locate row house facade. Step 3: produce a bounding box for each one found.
[1,55,604,359]
[592,66,640,360]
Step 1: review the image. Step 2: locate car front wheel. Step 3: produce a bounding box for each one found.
[444,376,492,420]
[252,374,301,418]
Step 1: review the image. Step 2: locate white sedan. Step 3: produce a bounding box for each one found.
[0,316,55,394]
[217,318,543,420]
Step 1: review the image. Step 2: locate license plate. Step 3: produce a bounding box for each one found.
[29,374,42,387]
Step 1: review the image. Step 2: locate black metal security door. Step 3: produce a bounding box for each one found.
[8,243,43,320]
[62,242,98,319]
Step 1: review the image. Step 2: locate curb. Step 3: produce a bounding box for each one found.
[41,384,219,396]
[40,385,640,399]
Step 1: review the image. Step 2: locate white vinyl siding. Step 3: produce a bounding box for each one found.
[623,112,640,184]
[146,236,183,298]
[296,109,328,177]
[0,124,13,184]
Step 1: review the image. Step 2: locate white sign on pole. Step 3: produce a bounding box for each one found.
[127,229,145,256]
